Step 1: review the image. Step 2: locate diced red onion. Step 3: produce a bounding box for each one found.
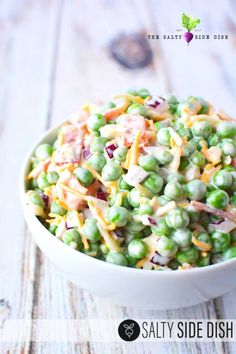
[145,96,166,108]
[209,219,236,233]
[211,218,224,225]
[96,191,108,201]
[148,217,157,225]
[65,222,74,230]
[114,229,123,238]
[82,147,91,160]
[42,194,49,208]
[105,144,118,158]
[150,252,170,266]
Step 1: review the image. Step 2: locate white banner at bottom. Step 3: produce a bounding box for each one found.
[0,319,235,342]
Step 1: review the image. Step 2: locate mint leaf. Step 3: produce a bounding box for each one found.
[182,13,190,30]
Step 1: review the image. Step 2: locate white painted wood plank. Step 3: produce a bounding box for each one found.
[0,0,63,353]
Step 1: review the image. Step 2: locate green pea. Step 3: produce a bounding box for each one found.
[171,229,192,249]
[35,144,53,161]
[223,246,236,261]
[82,218,102,241]
[166,208,189,229]
[102,161,123,181]
[99,244,110,255]
[125,253,138,266]
[216,121,236,139]
[212,170,232,190]
[186,205,200,223]
[29,178,38,189]
[137,88,150,99]
[83,243,99,257]
[155,150,173,166]
[206,190,229,209]
[106,252,128,266]
[157,195,171,206]
[176,247,199,264]
[157,128,171,146]
[156,236,178,257]
[208,133,220,147]
[87,113,106,131]
[211,231,231,252]
[118,177,132,191]
[63,228,81,248]
[106,206,129,227]
[191,151,206,167]
[124,217,146,233]
[230,195,236,205]
[138,155,159,172]
[128,239,148,259]
[185,179,206,200]
[197,254,210,267]
[37,172,50,189]
[155,121,168,132]
[113,147,128,162]
[179,157,190,171]
[74,167,94,186]
[128,188,142,208]
[230,172,236,191]
[191,136,207,150]
[127,103,147,116]
[177,98,200,116]
[47,171,59,185]
[87,153,106,173]
[50,201,67,216]
[220,139,236,157]
[192,120,212,139]
[168,259,180,270]
[100,101,116,112]
[142,226,152,237]
[231,229,236,242]
[124,231,142,245]
[211,253,224,264]
[139,201,153,215]
[183,142,195,157]
[28,190,45,208]
[164,181,185,201]
[90,136,108,153]
[167,172,185,184]
[49,224,58,235]
[142,173,163,194]
[194,232,212,251]
[196,97,209,114]
[151,218,171,236]
[127,88,138,96]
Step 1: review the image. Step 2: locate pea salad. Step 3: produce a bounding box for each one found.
[26,90,236,270]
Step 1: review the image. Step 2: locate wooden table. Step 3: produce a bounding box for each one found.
[1,0,236,352]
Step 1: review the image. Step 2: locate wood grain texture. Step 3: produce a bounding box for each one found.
[0,0,236,353]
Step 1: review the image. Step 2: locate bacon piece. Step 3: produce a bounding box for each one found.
[55,124,85,164]
[191,201,235,221]
[56,171,87,210]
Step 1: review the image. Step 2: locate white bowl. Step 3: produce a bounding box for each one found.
[19,124,236,310]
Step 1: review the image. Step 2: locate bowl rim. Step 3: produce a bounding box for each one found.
[19,122,236,277]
